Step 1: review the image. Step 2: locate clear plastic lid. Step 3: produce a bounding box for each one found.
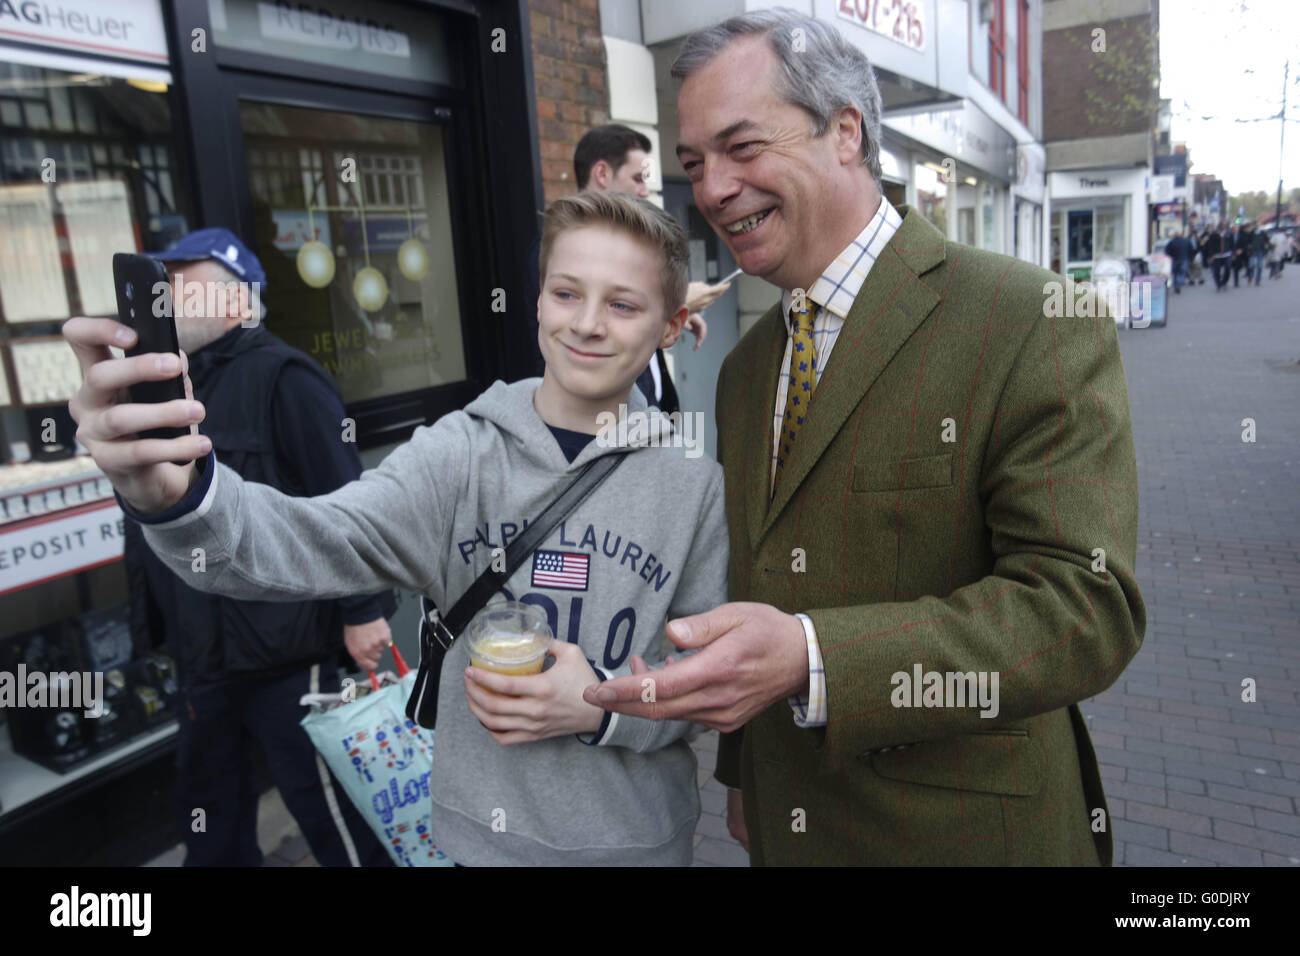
[466,601,553,666]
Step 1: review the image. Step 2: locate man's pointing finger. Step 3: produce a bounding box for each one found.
[585,651,718,709]
[666,602,749,650]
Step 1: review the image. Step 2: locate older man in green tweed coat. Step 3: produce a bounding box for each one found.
[585,10,1145,866]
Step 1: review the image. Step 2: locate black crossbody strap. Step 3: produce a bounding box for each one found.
[406,450,628,728]
[442,450,628,638]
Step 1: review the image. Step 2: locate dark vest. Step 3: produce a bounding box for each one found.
[124,327,345,688]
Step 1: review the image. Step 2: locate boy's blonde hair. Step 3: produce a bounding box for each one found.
[539,191,689,320]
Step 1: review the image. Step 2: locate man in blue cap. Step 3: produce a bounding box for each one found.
[120,228,395,866]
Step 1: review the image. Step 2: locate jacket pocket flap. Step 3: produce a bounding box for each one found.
[869,731,1044,796]
[853,454,952,492]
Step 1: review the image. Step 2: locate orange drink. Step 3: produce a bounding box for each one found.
[466,602,552,680]
[469,635,548,676]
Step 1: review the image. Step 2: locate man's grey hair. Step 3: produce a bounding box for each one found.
[671,8,884,183]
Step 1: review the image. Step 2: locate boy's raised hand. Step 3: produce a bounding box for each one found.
[63,317,208,515]
[463,639,606,745]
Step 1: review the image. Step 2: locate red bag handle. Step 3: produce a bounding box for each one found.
[366,643,411,690]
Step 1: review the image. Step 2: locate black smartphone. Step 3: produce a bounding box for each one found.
[111,253,189,445]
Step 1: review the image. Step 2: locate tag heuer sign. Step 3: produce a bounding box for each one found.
[0,0,169,65]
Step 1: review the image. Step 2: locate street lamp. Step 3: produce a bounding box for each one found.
[1275,59,1290,228]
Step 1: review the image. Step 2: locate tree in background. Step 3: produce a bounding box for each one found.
[1228,188,1299,223]
[1084,30,1160,133]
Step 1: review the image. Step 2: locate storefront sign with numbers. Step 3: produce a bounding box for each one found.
[837,0,926,53]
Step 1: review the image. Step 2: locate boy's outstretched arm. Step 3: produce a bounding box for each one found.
[65,316,458,603]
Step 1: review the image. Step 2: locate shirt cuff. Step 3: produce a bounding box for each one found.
[787,613,827,727]
[115,449,217,526]
[577,664,616,746]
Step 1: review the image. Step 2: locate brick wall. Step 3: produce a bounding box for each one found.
[1043,14,1157,143]
[529,0,609,203]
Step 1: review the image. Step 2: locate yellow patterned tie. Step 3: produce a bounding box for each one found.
[774,298,818,491]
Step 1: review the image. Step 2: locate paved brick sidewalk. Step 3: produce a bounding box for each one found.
[1088,269,1300,866]
[688,729,749,866]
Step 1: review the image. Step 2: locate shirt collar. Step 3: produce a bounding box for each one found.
[780,198,903,329]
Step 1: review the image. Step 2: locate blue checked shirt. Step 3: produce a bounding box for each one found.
[773,198,903,728]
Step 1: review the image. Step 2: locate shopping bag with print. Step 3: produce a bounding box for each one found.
[300,646,453,867]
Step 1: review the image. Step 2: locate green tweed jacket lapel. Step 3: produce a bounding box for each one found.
[761,206,945,539]
[737,309,786,549]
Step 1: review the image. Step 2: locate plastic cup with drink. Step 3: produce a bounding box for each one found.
[466,602,552,686]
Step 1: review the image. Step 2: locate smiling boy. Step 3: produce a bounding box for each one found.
[63,192,728,866]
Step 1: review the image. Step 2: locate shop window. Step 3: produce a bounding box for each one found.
[960,208,976,246]
[1067,209,1093,262]
[0,63,193,466]
[239,102,466,405]
[1094,203,1125,259]
[914,161,948,235]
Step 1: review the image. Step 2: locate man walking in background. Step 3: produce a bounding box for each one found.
[1248,223,1269,286]
[1206,223,1231,291]
[1187,227,1204,285]
[1231,222,1248,288]
[1166,228,1192,293]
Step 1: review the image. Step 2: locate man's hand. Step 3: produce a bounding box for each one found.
[683,313,708,349]
[581,602,808,732]
[464,639,605,745]
[63,317,208,514]
[685,279,731,314]
[727,789,749,851]
[344,617,392,672]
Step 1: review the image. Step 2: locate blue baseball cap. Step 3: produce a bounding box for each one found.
[151,227,267,289]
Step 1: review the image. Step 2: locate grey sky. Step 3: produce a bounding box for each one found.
[1160,0,1298,194]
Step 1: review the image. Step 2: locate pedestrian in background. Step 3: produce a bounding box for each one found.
[1249,225,1269,285]
[108,229,396,868]
[1267,229,1286,279]
[1231,223,1249,288]
[1187,228,1203,285]
[1166,228,1192,293]
[1206,224,1231,291]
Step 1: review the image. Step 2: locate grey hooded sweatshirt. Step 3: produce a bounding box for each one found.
[140,379,728,865]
